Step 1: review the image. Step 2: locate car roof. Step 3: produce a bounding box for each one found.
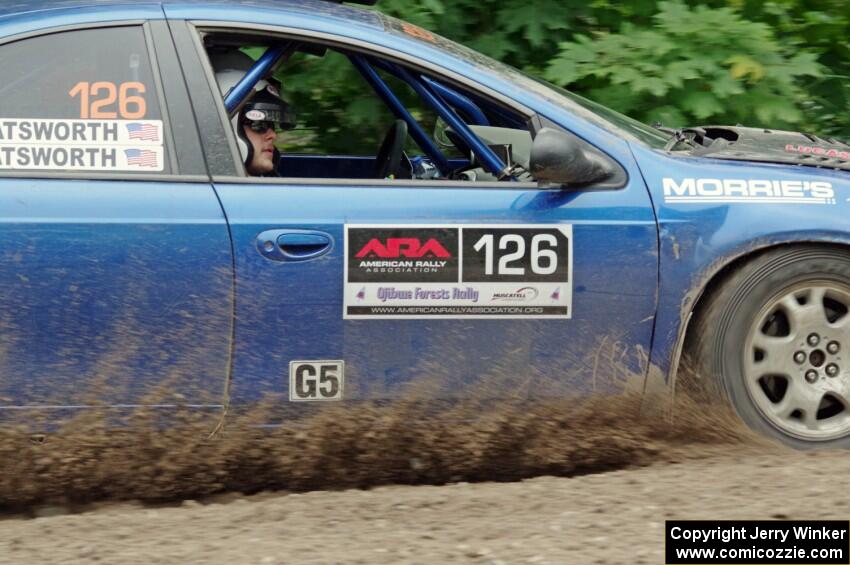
[1,1,157,23]
[2,0,369,16]
[0,0,383,40]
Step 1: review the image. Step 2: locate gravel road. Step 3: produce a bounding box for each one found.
[3,441,848,564]
[2,388,845,564]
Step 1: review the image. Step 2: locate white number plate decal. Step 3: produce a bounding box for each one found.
[344,224,573,319]
[289,361,345,402]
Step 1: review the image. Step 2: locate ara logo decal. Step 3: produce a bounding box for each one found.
[662,178,836,205]
[347,227,459,284]
[355,238,452,259]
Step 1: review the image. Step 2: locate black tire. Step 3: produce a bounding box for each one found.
[686,245,850,449]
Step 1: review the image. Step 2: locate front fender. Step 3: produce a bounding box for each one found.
[630,143,850,399]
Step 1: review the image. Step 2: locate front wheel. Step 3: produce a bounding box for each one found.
[686,245,850,448]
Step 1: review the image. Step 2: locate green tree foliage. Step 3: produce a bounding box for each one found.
[544,1,822,130]
[277,0,848,152]
[732,0,850,137]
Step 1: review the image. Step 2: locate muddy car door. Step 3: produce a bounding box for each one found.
[173,20,659,422]
[0,20,233,424]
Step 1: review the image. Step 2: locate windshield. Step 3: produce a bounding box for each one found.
[526,78,669,149]
[380,13,669,149]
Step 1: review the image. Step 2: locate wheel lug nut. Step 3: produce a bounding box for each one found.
[794,351,807,364]
[805,370,819,383]
[807,333,821,347]
[827,341,841,355]
[826,364,840,378]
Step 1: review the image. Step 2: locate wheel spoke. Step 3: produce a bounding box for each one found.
[781,287,832,332]
[830,313,850,341]
[748,334,794,377]
[799,389,825,430]
[752,333,793,356]
[747,355,791,379]
[779,294,807,334]
[809,286,828,310]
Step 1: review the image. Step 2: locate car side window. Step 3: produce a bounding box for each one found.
[0,26,172,175]
[202,35,536,183]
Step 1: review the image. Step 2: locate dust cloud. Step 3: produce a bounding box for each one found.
[0,387,757,514]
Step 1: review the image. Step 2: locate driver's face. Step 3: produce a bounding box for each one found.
[244,124,278,175]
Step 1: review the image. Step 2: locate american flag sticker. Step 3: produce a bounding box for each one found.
[123,148,162,170]
[125,122,160,142]
[0,118,164,146]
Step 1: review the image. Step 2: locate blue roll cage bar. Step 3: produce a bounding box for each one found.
[224,44,292,114]
[226,44,514,180]
[348,55,452,174]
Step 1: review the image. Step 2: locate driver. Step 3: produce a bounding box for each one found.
[239,84,295,176]
[212,51,295,177]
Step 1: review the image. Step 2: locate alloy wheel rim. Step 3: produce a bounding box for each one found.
[743,280,850,441]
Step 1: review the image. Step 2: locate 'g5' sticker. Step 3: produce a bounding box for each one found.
[289,361,345,402]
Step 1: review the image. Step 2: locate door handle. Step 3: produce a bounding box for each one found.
[257,229,333,262]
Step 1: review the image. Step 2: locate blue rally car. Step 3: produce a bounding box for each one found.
[1,0,849,448]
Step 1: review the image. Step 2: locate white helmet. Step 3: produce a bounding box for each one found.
[211,50,295,169]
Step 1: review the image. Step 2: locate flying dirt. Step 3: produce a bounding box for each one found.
[3,391,845,564]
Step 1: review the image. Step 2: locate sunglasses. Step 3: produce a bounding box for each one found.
[246,120,278,134]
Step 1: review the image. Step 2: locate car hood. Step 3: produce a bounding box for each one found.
[673,125,850,172]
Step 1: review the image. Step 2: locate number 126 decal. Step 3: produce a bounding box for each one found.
[344,224,573,319]
[464,227,570,282]
[68,81,147,119]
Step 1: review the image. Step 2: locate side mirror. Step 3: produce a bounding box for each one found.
[530,127,613,186]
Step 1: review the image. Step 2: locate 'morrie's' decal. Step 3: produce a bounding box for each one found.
[662,178,836,205]
[344,224,572,320]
